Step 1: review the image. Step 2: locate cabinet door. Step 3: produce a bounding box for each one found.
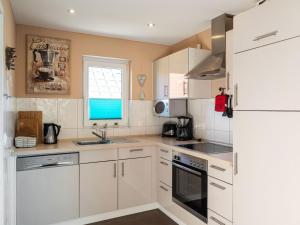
[226,30,233,95]
[169,49,189,99]
[208,176,232,221]
[118,157,152,209]
[234,36,300,111]
[234,0,300,53]
[234,111,300,225]
[80,161,117,217]
[158,182,172,209]
[188,48,212,99]
[153,56,169,99]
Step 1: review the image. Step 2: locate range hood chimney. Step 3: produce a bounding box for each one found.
[187,14,233,80]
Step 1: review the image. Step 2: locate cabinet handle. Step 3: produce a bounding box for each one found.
[160,161,168,166]
[113,163,117,178]
[253,30,278,41]
[234,84,238,107]
[210,165,226,172]
[160,186,169,192]
[226,72,230,91]
[209,216,226,225]
[209,182,226,190]
[160,149,169,153]
[130,148,143,152]
[234,152,238,175]
[121,162,125,177]
[183,80,188,95]
[164,85,168,97]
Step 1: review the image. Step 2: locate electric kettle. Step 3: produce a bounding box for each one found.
[43,123,61,144]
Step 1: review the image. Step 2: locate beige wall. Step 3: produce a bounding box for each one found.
[2,0,16,96]
[15,25,170,100]
[170,28,211,53]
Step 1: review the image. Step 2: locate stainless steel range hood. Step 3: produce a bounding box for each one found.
[187,14,233,80]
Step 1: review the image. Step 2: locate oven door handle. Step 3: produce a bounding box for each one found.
[172,162,204,176]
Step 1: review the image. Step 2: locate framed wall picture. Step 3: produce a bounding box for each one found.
[26,35,71,94]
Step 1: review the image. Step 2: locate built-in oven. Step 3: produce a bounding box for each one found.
[172,151,208,223]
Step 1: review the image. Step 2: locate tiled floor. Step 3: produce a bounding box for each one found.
[87,209,178,225]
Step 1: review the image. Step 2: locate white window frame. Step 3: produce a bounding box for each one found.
[83,56,129,127]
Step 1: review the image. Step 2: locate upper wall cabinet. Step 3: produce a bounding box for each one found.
[234,0,300,53]
[154,48,211,100]
[169,48,189,99]
[153,56,169,99]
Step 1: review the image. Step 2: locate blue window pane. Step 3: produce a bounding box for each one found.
[89,98,122,120]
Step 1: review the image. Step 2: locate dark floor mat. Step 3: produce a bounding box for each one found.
[87,209,178,225]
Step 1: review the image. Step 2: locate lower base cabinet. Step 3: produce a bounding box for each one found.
[158,182,172,208]
[80,161,118,217]
[208,210,232,225]
[118,157,152,209]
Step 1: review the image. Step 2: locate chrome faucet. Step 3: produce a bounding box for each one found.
[92,123,109,143]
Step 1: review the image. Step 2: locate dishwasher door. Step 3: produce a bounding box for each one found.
[17,153,79,225]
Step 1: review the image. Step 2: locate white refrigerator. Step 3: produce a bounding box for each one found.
[233,0,300,223]
[233,14,300,225]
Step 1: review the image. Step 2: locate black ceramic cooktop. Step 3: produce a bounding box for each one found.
[176,143,233,154]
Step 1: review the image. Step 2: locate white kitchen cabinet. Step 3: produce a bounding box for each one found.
[234,36,300,111]
[234,111,300,225]
[159,147,172,161]
[158,182,172,209]
[153,56,169,99]
[158,157,172,187]
[208,176,232,221]
[118,146,152,159]
[187,48,212,99]
[208,160,232,185]
[80,161,118,217]
[169,49,189,99]
[153,48,211,100]
[225,30,233,95]
[234,0,300,53]
[208,210,232,225]
[118,157,152,209]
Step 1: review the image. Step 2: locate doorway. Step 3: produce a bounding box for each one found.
[0,2,5,225]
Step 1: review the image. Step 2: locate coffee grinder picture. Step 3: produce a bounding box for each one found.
[26,35,71,94]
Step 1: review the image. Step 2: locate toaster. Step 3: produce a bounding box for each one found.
[162,121,177,137]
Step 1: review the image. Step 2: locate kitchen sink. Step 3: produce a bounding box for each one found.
[75,140,111,145]
[74,138,138,146]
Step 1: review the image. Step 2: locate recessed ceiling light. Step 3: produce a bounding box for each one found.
[147,23,155,28]
[68,8,76,14]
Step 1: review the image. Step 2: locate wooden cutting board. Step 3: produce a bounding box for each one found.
[17,111,43,143]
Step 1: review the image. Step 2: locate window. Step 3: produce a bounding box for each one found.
[83,56,129,127]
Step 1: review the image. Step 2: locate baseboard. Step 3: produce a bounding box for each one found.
[53,203,160,225]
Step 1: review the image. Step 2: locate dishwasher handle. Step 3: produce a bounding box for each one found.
[16,153,79,171]
[22,161,77,170]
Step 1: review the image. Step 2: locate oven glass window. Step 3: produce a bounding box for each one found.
[173,165,207,219]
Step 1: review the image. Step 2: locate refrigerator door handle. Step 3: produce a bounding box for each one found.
[234,152,238,175]
[234,84,238,107]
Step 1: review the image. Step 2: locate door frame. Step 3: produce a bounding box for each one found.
[0,0,5,224]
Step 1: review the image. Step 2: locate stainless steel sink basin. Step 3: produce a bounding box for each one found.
[75,140,111,145]
[73,138,138,146]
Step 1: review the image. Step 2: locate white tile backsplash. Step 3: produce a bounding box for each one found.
[36,98,58,123]
[16,98,37,111]
[189,98,232,145]
[16,98,162,139]
[57,99,78,129]
[15,97,232,143]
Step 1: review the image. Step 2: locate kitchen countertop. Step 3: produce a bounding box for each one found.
[11,135,233,164]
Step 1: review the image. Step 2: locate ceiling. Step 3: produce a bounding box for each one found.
[10,0,256,45]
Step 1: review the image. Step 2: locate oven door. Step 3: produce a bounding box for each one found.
[172,161,207,223]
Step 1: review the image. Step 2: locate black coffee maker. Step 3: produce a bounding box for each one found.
[176,116,193,141]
